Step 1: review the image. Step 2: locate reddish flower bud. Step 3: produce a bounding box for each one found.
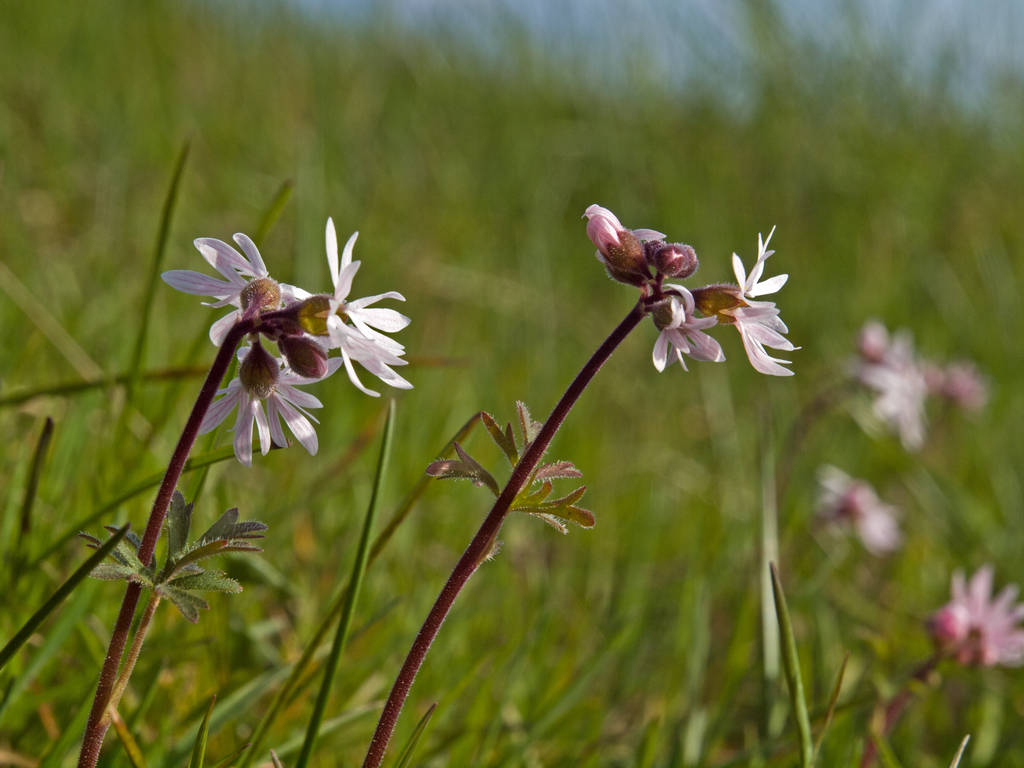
[239,343,279,399]
[646,242,698,278]
[279,335,328,379]
[583,204,659,286]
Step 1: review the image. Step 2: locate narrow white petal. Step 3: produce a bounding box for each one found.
[275,382,323,409]
[233,397,256,465]
[194,238,252,280]
[749,273,789,297]
[334,261,361,302]
[265,397,289,448]
[209,311,239,346]
[277,397,319,455]
[325,217,340,286]
[233,233,268,276]
[350,307,411,333]
[340,230,358,271]
[652,333,669,371]
[161,270,235,298]
[341,351,381,397]
[346,291,407,309]
[253,401,272,456]
[199,389,239,433]
[731,253,747,288]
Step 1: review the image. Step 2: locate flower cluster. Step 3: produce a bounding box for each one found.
[930,566,1024,667]
[815,465,902,555]
[163,218,411,464]
[852,320,987,450]
[583,205,797,377]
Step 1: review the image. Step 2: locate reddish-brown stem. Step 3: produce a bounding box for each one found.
[362,300,648,768]
[859,653,942,768]
[77,319,254,768]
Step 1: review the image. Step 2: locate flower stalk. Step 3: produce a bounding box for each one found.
[77,318,255,768]
[361,299,648,768]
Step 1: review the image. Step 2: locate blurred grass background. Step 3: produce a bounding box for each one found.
[2,0,1023,765]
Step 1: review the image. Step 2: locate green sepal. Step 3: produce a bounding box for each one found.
[481,411,518,465]
[166,490,193,557]
[425,442,499,496]
[166,570,242,594]
[533,461,583,482]
[160,585,210,624]
[89,563,143,582]
[515,401,542,446]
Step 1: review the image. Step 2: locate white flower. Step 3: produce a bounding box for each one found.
[852,321,928,450]
[288,218,412,397]
[162,233,298,345]
[651,285,724,372]
[816,466,902,555]
[199,345,341,466]
[726,227,797,377]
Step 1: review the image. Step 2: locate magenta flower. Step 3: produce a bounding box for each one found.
[930,566,1024,667]
[816,466,902,555]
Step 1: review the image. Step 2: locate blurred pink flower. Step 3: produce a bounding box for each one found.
[852,320,929,450]
[930,566,1024,667]
[816,466,902,555]
[928,361,988,412]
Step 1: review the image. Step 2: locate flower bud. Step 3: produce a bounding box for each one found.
[239,343,279,399]
[294,295,333,337]
[646,242,698,278]
[857,321,889,363]
[691,284,745,321]
[279,335,328,379]
[240,277,281,313]
[583,204,650,286]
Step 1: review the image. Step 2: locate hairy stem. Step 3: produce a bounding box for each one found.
[77,319,254,768]
[102,594,162,728]
[362,299,648,768]
[859,653,941,768]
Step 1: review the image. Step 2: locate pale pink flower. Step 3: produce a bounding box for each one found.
[816,466,902,555]
[852,321,929,450]
[930,566,1024,667]
[199,344,342,466]
[929,361,988,412]
[162,234,299,345]
[724,227,797,376]
[651,285,724,372]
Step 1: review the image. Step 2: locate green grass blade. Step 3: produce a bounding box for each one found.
[237,409,479,768]
[394,701,437,768]
[295,398,396,768]
[812,652,848,760]
[0,366,207,409]
[948,735,971,768]
[30,447,235,567]
[254,179,295,246]
[0,524,128,672]
[769,563,813,768]
[121,138,191,425]
[110,707,148,768]
[16,416,54,551]
[187,696,217,768]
